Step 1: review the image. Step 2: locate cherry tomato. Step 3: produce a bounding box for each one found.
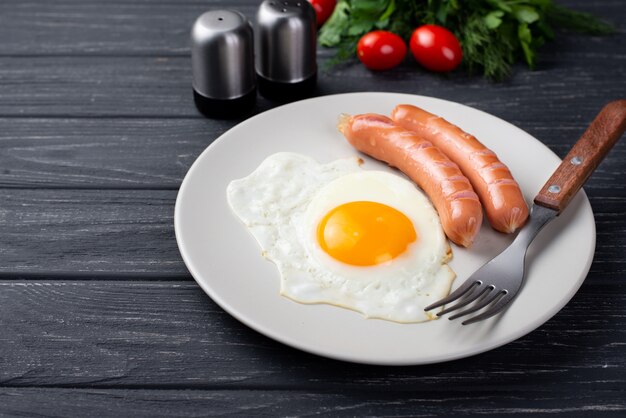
[308,0,336,27]
[356,30,407,71]
[409,24,463,72]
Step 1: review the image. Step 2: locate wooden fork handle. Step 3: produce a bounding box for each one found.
[534,100,626,213]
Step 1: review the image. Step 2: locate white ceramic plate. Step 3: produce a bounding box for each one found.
[175,93,595,365]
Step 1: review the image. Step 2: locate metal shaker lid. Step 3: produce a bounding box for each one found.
[256,0,317,83]
[191,10,255,100]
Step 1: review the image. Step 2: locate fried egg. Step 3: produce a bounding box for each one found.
[226,152,455,323]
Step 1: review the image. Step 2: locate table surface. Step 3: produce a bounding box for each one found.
[0,0,624,416]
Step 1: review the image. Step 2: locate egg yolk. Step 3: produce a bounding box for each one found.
[317,201,417,266]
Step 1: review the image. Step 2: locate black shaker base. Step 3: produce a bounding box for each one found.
[257,73,317,102]
[193,88,257,119]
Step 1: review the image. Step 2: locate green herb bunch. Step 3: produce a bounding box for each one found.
[319,0,614,80]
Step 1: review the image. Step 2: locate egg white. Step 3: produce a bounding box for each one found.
[226,152,455,323]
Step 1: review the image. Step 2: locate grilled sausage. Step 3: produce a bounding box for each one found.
[392,104,529,233]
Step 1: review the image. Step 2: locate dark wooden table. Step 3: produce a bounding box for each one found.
[0,0,624,416]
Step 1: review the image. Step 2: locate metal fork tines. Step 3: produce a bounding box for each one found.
[424,205,557,325]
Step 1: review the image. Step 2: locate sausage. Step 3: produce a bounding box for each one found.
[338,113,483,247]
[391,104,529,233]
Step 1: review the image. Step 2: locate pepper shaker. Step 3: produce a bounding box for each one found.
[191,10,256,118]
[256,0,317,102]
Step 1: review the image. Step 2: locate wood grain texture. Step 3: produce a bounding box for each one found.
[0,1,259,56]
[0,189,623,278]
[0,49,623,118]
[1,387,625,417]
[0,189,186,275]
[0,0,620,56]
[0,281,625,388]
[0,118,231,188]
[0,116,623,190]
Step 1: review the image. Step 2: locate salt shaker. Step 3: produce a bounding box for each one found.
[191,10,256,118]
[256,0,317,101]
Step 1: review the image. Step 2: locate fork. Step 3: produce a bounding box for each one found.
[424,100,626,325]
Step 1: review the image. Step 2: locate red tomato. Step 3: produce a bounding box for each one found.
[409,24,463,72]
[356,31,407,71]
[308,0,336,27]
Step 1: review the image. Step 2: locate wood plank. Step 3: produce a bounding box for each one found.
[0,189,185,275]
[0,188,623,277]
[0,41,623,118]
[0,118,623,189]
[0,1,255,56]
[0,281,624,389]
[0,118,231,189]
[0,0,619,56]
[1,387,625,417]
